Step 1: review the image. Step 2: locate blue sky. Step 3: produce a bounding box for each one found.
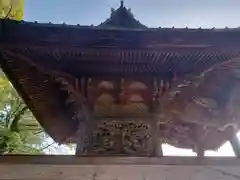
[24,0,240,28]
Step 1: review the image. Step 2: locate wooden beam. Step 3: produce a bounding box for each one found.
[1,156,240,180]
[0,155,240,166]
[230,134,240,157]
[1,162,240,180]
[2,162,240,180]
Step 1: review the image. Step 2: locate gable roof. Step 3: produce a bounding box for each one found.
[99,1,147,29]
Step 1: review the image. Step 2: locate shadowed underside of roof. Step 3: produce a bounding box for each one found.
[0,51,78,143]
[1,44,240,151]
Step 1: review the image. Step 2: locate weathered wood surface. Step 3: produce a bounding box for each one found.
[1,156,240,180]
[2,164,240,180]
[2,155,240,165]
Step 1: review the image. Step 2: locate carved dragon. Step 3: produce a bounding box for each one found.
[53,74,91,154]
[160,57,240,131]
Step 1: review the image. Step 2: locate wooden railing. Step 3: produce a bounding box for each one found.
[1,155,240,180]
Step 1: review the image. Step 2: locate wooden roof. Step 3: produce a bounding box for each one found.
[99,1,147,29]
[2,20,240,76]
[1,3,240,152]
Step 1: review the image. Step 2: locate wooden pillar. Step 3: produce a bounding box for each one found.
[151,78,163,157]
[75,77,93,156]
[195,126,205,158]
[152,121,163,157]
[196,143,204,158]
[156,140,163,157]
[75,105,92,156]
[230,134,240,157]
[75,121,87,155]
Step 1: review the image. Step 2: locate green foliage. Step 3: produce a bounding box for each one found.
[0,75,44,154]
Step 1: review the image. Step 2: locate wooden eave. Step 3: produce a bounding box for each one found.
[2,20,240,50]
[2,20,240,75]
[0,51,78,143]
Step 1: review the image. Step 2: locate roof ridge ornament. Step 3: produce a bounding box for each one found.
[98,0,147,29]
[120,0,124,8]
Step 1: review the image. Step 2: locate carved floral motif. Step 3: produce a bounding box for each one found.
[91,120,153,155]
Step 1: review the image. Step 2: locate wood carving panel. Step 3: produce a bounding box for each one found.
[158,121,196,149]
[93,79,152,117]
[90,119,153,155]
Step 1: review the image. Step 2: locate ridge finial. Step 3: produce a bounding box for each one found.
[120,0,124,7]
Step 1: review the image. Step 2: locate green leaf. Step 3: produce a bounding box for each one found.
[0,75,45,154]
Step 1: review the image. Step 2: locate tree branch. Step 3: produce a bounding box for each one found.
[10,106,28,132]
[40,142,56,151]
[5,5,12,19]
[34,130,44,135]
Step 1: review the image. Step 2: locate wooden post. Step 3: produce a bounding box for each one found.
[156,140,163,157]
[195,126,205,158]
[230,134,240,157]
[75,120,87,155]
[75,76,95,155]
[75,104,92,155]
[196,143,204,158]
[151,120,163,157]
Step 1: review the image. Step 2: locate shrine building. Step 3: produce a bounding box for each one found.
[1,1,240,157]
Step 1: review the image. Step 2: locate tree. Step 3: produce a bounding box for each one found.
[0,0,24,20]
[0,75,44,154]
